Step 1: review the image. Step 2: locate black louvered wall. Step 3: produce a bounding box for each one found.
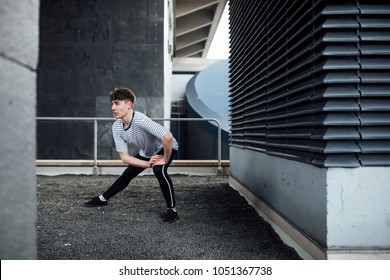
[229,0,390,167]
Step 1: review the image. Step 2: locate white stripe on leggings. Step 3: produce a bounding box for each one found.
[162,165,174,208]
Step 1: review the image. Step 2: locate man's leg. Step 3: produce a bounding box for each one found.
[102,165,145,200]
[153,164,175,208]
[83,154,148,207]
[152,149,178,222]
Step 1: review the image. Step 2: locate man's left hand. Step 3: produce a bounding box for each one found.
[150,155,165,166]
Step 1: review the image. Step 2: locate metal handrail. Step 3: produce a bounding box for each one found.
[36,117,222,175]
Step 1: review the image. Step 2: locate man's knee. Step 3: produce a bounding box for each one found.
[152,164,163,175]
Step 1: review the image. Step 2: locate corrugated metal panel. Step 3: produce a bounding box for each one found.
[359,2,390,166]
[229,0,390,167]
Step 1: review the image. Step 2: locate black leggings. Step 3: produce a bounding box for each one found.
[102,149,177,209]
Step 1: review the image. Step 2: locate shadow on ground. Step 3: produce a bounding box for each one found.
[36,174,302,260]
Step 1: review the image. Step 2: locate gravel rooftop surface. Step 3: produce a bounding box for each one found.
[36,174,302,260]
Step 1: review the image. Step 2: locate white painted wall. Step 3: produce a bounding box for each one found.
[327,168,390,247]
[164,0,174,129]
[172,74,194,102]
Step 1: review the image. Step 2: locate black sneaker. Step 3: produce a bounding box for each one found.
[162,209,179,223]
[83,196,107,207]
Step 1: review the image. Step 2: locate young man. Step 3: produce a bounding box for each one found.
[83,87,179,223]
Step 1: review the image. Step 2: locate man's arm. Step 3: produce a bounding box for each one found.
[119,151,150,168]
[162,131,173,163]
[150,131,173,166]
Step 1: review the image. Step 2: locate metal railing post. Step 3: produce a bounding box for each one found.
[93,119,98,176]
[217,120,222,175]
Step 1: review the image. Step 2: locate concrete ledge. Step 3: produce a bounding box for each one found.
[36,160,230,176]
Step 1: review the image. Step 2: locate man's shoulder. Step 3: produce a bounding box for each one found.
[134,111,147,118]
[133,111,151,123]
[112,119,123,130]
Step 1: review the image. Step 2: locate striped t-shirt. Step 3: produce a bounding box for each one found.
[112,111,179,158]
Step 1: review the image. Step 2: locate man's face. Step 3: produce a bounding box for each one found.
[111,99,132,119]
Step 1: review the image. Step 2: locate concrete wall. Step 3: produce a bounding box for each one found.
[37,0,166,160]
[327,168,390,248]
[0,0,39,259]
[230,146,390,259]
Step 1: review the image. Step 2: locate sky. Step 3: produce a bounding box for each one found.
[206,4,230,59]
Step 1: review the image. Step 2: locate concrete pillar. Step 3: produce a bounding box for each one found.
[0,0,39,259]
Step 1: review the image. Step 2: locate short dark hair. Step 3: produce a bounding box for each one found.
[109,88,136,103]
